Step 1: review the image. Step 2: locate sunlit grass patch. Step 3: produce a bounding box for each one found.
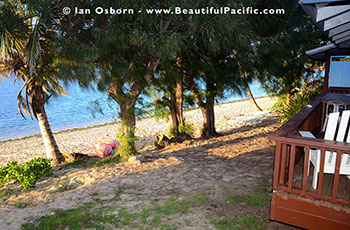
[226,193,269,207]
[61,156,121,169]
[211,213,265,230]
[21,189,209,230]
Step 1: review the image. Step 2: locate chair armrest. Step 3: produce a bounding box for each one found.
[299,131,316,139]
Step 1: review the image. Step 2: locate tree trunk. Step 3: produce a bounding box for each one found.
[108,84,138,157]
[200,94,217,137]
[29,85,64,166]
[170,91,179,135]
[236,59,263,112]
[245,83,263,112]
[36,103,65,166]
[118,99,137,155]
[175,78,184,126]
[285,92,291,106]
[188,76,217,138]
[169,76,184,136]
[108,55,161,157]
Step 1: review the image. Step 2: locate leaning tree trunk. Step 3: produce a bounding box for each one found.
[237,61,263,112]
[245,83,263,112]
[35,100,65,166]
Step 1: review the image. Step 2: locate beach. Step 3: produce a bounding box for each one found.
[0,102,295,230]
[0,96,276,167]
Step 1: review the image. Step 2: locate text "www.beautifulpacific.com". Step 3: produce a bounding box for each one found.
[144,7,285,15]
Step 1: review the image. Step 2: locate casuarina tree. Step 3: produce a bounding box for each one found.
[54,0,200,157]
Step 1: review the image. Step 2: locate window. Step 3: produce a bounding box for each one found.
[329,56,350,88]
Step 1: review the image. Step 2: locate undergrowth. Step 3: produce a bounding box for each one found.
[167,122,195,139]
[0,158,52,190]
[274,88,321,124]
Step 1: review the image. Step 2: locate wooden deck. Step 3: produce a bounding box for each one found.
[269,93,350,229]
[291,155,350,201]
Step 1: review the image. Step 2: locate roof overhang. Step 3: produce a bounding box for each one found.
[300,0,350,48]
[306,43,350,60]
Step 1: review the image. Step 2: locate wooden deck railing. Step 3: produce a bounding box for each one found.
[270,93,350,207]
[272,137,350,206]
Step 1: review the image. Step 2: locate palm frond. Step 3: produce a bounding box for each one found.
[26,79,37,120]
[17,82,33,120]
[25,20,42,77]
[43,76,68,96]
[0,28,24,62]
[0,63,13,79]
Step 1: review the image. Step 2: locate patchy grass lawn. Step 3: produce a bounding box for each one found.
[22,185,270,230]
[0,116,298,229]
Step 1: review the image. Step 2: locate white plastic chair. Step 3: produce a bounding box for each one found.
[300,111,350,190]
[322,101,346,132]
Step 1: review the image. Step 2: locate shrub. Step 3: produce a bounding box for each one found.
[167,122,195,139]
[277,88,321,124]
[0,158,52,190]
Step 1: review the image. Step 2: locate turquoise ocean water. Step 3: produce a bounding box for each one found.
[0,79,266,141]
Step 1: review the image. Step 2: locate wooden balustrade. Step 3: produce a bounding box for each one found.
[269,93,350,229]
[272,137,350,206]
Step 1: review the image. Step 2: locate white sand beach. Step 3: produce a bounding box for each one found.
[0,97,277,167]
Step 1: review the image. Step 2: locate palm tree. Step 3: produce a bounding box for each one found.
[0,2,65,166]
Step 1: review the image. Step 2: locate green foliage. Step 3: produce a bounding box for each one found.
[22,207,99,230]
[167,122,195,139]
[230,194,269,208]
[256,0,325,99]
[223,183,270,208]
[0,158,52,190]
[277,88,321,124]
[57,182,74,192]
[22,189,207,230]
[94,157,121,168]
[61,154,122,169]
[211,214,265,230]
[116,132,137,160]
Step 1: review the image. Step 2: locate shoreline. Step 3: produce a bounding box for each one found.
[0,95,272,143]
[0,96,277,167]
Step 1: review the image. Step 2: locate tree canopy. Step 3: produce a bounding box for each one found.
[1,0,327,161]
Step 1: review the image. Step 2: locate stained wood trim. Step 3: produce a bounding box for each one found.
[288,144,296,192]
[317,148,326,198]
[280,144,287,185]
[272,136,350,152]
[331,151,342,201]
[270,193,350,230]
[273,142,282,190]
[302,147,310,194]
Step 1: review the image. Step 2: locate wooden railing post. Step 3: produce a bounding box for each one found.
[288,144,296,192]
[273,141,282,190]
[271,133,350,205]
[302,146,310,195]
[317,148,326,198]
[280,144,287,185]
[331,151,342,202]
